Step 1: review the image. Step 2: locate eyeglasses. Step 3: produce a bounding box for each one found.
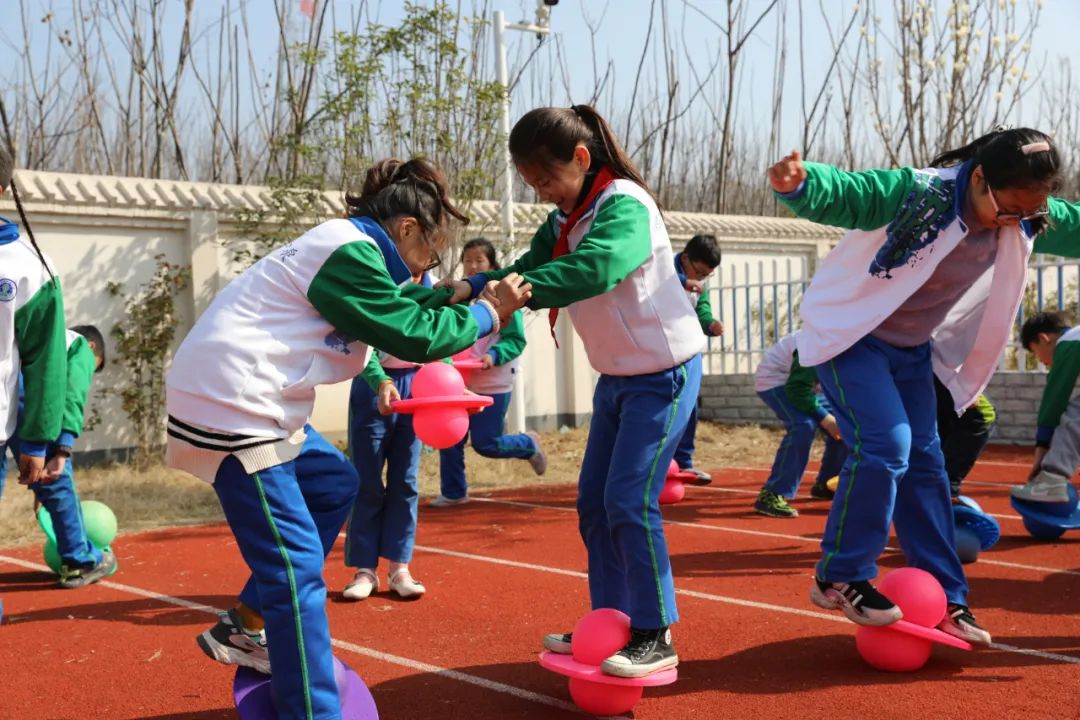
[688,259,717,279]
[421,226,444,273]
[986,184,1049,223]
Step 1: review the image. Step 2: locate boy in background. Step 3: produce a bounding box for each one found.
[673,234,724,485]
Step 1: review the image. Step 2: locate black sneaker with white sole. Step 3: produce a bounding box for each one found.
[58,550,117,589]
[938,604,992,646]
[542,632,572,654]
[600,627,678,678]
[810,577,903,626]
[196,608,271,674]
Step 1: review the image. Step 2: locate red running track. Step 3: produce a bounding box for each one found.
[0,457,1077,720]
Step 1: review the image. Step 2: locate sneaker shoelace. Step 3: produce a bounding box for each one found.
[833,580,889,610]
[948,604,978,626]
[621,630,659,661]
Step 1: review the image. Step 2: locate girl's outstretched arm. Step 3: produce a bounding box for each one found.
[769,150,918,231]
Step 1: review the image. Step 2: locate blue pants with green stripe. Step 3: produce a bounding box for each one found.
[218,426,358,720]
[673,401,699,470]
[577,354,701,630]
[815,336,967,605]
[345,369,421,568]
[439,391,536,500]
[759,389,847,498]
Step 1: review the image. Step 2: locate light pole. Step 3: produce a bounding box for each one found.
[492,2,554,434]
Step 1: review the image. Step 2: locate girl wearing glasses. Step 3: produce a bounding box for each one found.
[767,127,1079,649]
[166,157,532,720]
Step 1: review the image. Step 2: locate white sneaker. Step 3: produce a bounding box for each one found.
[526,431,547,476]
[342,569,379,601]
[1011,471,1070,503]
[542,631,573,654]
[388,568,425,599]
[429,494,470,507]
[937,604,992,646]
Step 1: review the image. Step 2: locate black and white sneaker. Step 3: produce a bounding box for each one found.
[600,627,678,678]
[938,604,992,646]
[542,632,573,654]
[196,608,271,674]
[58,550,117,589]
[810,577,903,626]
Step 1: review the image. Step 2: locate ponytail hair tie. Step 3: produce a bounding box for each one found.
[1021,141,1051,155]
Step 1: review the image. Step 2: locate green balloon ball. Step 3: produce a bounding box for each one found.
[80,500,117,549]
[43,538,62,575]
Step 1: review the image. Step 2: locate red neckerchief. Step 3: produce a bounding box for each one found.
[548,165,617,345]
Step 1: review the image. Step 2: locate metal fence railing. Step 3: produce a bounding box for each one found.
[704,254,1079,375]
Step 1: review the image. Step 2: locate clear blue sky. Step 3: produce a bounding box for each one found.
[6,0,1079,158]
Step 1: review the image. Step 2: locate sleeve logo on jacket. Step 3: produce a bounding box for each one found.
[870,174,956,279]
[324,331,353,355]
[0,278,16,302]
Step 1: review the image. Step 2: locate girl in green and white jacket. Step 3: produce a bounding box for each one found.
[768,127,1080,648]
[167,158,531,720]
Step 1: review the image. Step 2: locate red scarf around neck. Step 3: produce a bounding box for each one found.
[547,165,617,343]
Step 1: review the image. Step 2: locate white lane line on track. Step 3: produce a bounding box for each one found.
[411,544,1080,665]
[717,465,1026,490]
[466,497,1080,578]
[0,554,583,715]
[694,485,1024,522]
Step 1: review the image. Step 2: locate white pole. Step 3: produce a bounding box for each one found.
[494,10,527,435]
[494,11,514,249]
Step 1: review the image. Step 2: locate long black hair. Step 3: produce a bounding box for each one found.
[0,145,53,278]
[508,105,656,202]
[931,127,1061,192]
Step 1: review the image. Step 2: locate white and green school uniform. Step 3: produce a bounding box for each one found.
[754,333,847,499]
[467,174,704,630]
[438,309,538,500]
[2,330,103,569]
[166,216,496,720]
[343,271,444,575]
[0,218,67,462]
[672,251,718,471]
[1031,327,1080,479]
[780,160,1080,605]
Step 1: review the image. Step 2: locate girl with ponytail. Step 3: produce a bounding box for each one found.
[766,127,1080,649]
[167,157,532,719]
[0,145,67,488]
[450,105,704,678]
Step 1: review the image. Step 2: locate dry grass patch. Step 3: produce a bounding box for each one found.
[0,464,221,549]
[1,421,797,548]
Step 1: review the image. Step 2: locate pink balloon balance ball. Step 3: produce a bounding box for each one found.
[413,405,470,449]
[408,362,470,449]
[658,460,686,504]
[571,608,632,666]
[413,361,466,397]
[877,567,947,628]
[658,478,686,504]
[568,677,644,716]
[855,625,933,672]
